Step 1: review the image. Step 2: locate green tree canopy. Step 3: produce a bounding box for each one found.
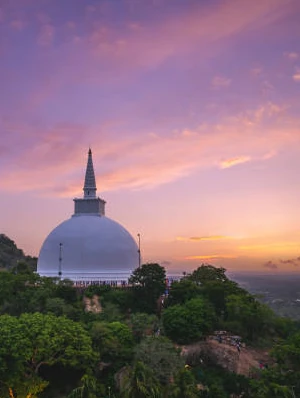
[225,294,276,341]
[135,336,184,385]
[163,297,216,344]
[0,233,37,271]
[169,368,199,398]
[166,278,203,307]
[189,264,228,285]
[0,313,95,397]
[128,312,159,341]
[129,263,166,313]
[129,263,166,291]
[122,361,162,398]
[90,321,134,366]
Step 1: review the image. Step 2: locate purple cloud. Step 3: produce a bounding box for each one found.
[263,261,278,270]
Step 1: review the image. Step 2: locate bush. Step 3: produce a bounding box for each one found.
[162,297,216,344]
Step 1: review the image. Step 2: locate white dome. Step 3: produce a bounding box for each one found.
[37,215,139,281]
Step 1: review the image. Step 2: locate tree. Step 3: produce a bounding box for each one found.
[0,271,83,320]
[246,332,300,397]
[250,369,293,398]
[67,374,99,398]
[201,279,247,318]
[129,263,166,313]
[162,297,216,344]
[0,313,95,397]
[273,332,300,370]
[55,279,78,304]
[20,313,95,373]
[129,263,166,289]
[166,279,203,307]
[122,361,162,398]
[206,383,228,398]
[0,234,37,271]
[274,317,298,339]
[135,336,184,385]
[169,369,199,398]
[102,288,134,313]
[10,260,34,275]
[90,321,134,366]
[225,294,276,341]
[189,265,228,285]
[0,315,30,389]
[128,312,159,341]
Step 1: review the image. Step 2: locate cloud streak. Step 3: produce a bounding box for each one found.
[176,236,231,242]
[293,68,300,82]
[280,257,300,266]
[285,51,299,60]
[220,156,251,169]
[86,0,298,72]
[212,76,231,88]
[263,260,278,270]
[0,102,299,195]
[186,255,237,260]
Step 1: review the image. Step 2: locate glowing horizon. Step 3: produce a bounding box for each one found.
[1,0,300,273]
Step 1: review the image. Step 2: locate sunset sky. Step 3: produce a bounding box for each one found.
[1,0,300,273]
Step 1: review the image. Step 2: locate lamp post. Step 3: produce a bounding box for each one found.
[58,242,63,279]
[137,233,141,268]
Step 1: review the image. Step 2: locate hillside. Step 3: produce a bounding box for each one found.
[0,234,37,271]
[233,273,300,320]
[0,262,299,397]
[182,338,271,376]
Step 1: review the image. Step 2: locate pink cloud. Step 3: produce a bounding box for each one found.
[251,66,263,76]
[86,0,297,71]
[212,76,231,88]
[37,24,55,46]
[261,80,274,96]
[4,0,296,115]
[10,19,25,31]
[0,100,299,196]
[293,68,300,82]
[285,51,299,60]
[220,156,251,169]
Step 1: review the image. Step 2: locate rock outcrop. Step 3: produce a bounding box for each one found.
[83,295,102,313]
[181,338,271,376]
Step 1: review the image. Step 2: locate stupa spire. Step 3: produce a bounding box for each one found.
[73,149,106,216]
[83,148,97,198]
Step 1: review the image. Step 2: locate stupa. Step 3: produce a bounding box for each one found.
[37,149,139,281]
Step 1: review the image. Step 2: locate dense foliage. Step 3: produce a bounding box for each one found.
[163,297,216,343]
[0,240,300,397]
[0,234,37,271]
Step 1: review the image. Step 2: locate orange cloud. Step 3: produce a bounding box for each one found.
[176,236,231,242]
[185,255,237,260]
[220,156,251,169]
[239,242,300,255]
